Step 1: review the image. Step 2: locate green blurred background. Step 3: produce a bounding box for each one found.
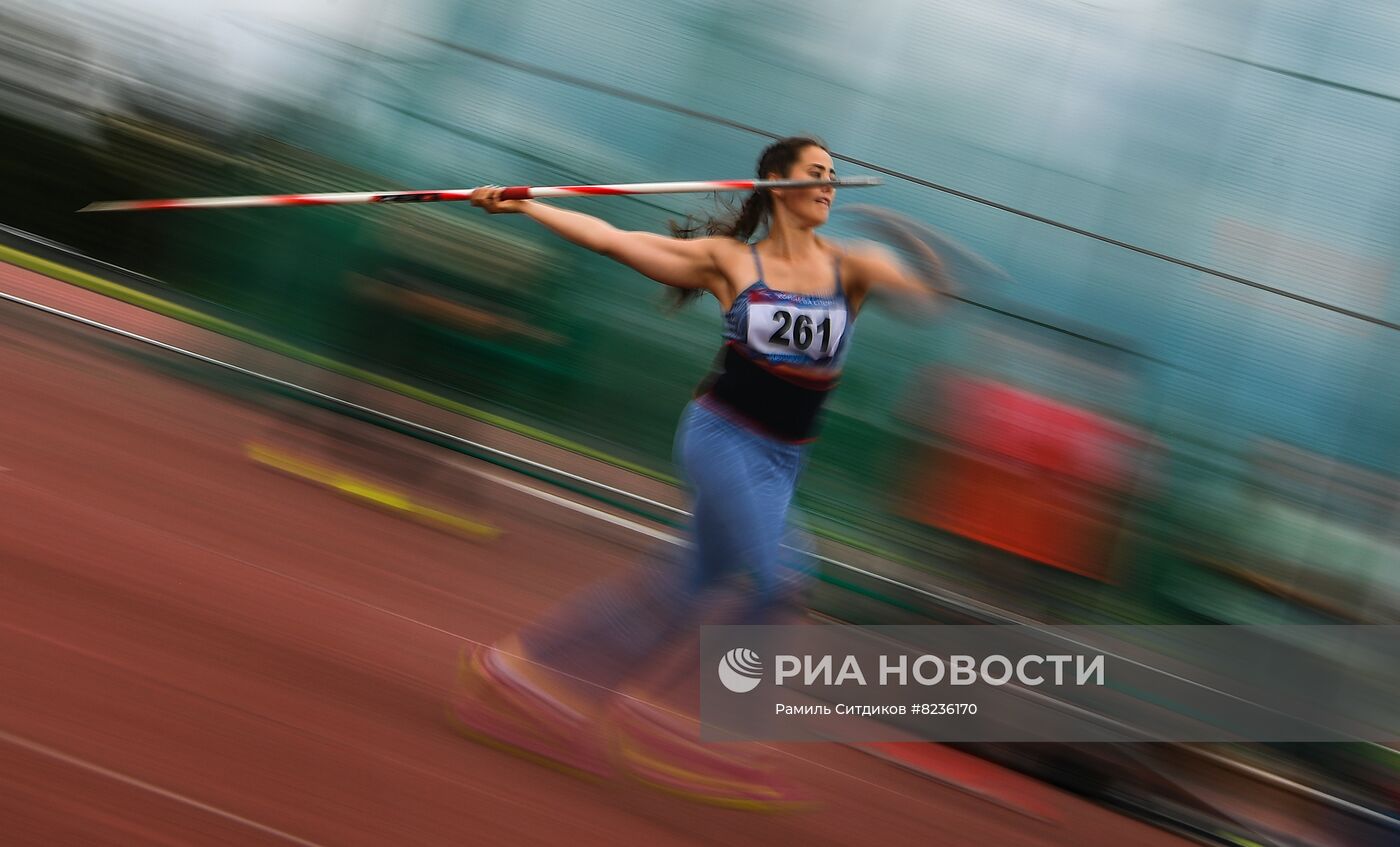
[2,0,1397,631]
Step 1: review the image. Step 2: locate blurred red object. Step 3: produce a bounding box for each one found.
[903,374,1147,581]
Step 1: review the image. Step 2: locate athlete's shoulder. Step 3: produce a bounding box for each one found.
[828,238,892,288]
[831,237,894,265]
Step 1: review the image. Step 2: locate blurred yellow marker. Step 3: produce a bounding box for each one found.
[246,442,499,540]
[1216,833,1266,847]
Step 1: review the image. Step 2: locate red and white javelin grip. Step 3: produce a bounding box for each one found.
[78,177,881,213]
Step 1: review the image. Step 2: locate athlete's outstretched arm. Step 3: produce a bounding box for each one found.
[471,187,720,292]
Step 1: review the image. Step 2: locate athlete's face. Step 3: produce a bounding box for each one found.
[769,145,836,229]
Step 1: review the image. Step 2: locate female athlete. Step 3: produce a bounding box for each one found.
[450,136,953,808]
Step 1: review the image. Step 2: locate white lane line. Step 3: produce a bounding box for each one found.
[0,287,687,520]
[450,459,683,546]
[0,728,330,847]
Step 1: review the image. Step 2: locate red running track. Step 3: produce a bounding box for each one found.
[0,296,1193,847]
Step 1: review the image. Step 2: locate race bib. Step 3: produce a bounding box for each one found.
[747,303,848,362]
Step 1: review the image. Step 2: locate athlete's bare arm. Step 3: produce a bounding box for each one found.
[842,236,955,318]
[471,187,726,294]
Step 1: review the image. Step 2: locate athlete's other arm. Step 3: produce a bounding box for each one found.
[843,213,957,319]
[471,187,722,293]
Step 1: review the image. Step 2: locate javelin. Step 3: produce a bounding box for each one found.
[78,177,882,213]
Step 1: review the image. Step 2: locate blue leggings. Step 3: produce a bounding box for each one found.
[521,398,814,692]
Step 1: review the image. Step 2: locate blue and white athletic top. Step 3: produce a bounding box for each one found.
[699,244,855,442]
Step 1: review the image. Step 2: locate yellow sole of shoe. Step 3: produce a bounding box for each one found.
[613,736,817,814]
[443,700,607,784]
[444,648,606,783]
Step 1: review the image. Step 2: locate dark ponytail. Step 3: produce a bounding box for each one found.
[666,135,828,309]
